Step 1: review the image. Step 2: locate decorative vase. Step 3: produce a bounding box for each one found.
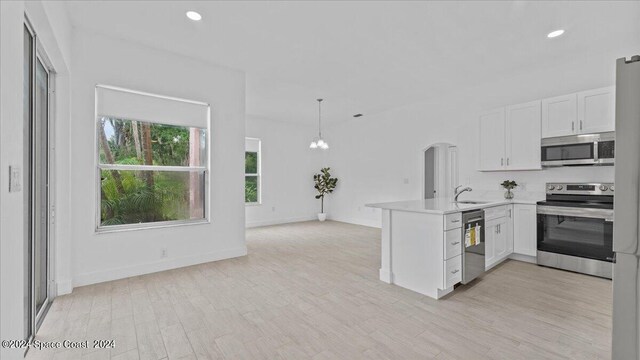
[318,213,327,222]
[504,189,514,199]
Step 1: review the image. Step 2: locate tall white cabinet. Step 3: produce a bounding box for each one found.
[478,108,506,171]
[478,101,541,171]
[541,86,615,138]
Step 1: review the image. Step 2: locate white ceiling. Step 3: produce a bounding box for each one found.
[64,1,640,125]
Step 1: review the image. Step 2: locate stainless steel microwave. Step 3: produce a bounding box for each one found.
[541,132,615,167]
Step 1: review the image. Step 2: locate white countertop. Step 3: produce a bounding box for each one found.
[366,194,542,215]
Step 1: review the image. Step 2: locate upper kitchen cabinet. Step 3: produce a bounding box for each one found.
[478,102,541,171]
[541,94,577,138]
[478,108,506,171]
[506,100,541,170]
[578,86,616,134]
[541,86,615,138]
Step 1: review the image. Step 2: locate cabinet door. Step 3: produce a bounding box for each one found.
[506,206,514,254]
[541,94,577,138]
[578,86,616,134]
[513,204,537,257]
[484,219,498,269]
[506,101,542,170]
[495,218,508,260]
[479,108,506,171]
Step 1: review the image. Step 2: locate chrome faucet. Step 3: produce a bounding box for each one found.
[454,185,473,202]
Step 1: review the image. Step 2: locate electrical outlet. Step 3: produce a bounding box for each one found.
[403,178,409,184]
[9,166,21,192]
[161,248,168,258]
[272,207,276,212]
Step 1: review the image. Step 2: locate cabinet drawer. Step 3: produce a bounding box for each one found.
[444,212,462,230]
[445,255,462,288]
[484,205,508,221]
[444,229,462,260]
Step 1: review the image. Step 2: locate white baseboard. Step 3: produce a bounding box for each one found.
[246,215,316,228]
[379,269,392,283]
[72,246,247,288]
[56,279,73,295]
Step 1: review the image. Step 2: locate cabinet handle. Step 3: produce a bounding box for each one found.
[509,209,512,218]
[451,241,460,245]
[451,219,460,223]
[572,122,575,131]
[501,158,504,166]
[451,269,460,274]
[506,158,510,166]
[580,120,583,130]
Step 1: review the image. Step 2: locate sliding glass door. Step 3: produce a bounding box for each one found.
[24,21,52,341]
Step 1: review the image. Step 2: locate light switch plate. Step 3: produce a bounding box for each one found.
[9,166,21,192]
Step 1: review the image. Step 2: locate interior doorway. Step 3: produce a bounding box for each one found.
[423,143,458,199]
[24,20,54,341]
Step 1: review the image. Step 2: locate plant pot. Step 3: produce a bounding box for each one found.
[504,189,514,199]
[317,213,327,222]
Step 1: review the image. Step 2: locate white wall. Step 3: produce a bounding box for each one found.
[1,2,27,358]
[324,51,631,228]
[68,30,246,287]
[245,115,323,227]
[1,2,71,358]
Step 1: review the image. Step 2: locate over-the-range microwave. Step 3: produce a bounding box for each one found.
[541,132,615,167]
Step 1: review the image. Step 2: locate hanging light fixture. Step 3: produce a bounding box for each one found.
[310,98,329,150]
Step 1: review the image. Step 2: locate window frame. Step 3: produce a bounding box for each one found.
[94,84,211,233]
[245,137,262,205]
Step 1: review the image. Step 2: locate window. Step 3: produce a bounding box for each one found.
[245,138,261,204]
[96,86,209,230]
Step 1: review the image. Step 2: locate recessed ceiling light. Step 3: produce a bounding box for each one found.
[547,29,565,38]
[186,11,202,21]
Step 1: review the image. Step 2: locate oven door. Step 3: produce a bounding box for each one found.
[537,206,614,262]
[541,142,596,166]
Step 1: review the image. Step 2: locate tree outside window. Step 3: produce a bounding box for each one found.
[245,138,261,204]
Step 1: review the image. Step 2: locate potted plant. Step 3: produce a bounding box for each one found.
[501,180,518,199]
[314,167,338,221]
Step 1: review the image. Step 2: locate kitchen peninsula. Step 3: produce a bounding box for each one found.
[367,197,539,299]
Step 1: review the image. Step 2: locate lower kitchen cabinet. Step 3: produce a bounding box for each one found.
[485,216,509,270]
[513,204,537,257]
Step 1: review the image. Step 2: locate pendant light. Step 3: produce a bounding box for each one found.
[310,98,329,149]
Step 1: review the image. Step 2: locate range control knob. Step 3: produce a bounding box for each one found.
[600,185,608,191]
[610,185,615,192]
[547,185,555,191]
[556,185,564,190]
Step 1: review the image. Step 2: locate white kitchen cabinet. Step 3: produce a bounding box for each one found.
[540,87,615,139]
[478,102,541,171]
[506,101,542,170]
[506,205,514,254]
[541,94,577,138]
[478,108,506,171]
[578,86,616,134]
[485,215,509,270]
[513,204,537,257]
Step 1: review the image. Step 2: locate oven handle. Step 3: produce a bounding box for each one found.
[537,205,614,221]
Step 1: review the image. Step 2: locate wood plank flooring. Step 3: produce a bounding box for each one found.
[26,221,612,359]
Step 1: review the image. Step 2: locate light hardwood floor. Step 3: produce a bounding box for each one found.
[27,221,612,360]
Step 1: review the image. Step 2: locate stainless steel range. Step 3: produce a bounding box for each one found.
[537,182,614,278]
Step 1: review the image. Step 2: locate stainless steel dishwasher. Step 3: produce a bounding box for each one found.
[461,209,486,284]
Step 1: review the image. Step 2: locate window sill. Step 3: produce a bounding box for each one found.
[95,219,210,234]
